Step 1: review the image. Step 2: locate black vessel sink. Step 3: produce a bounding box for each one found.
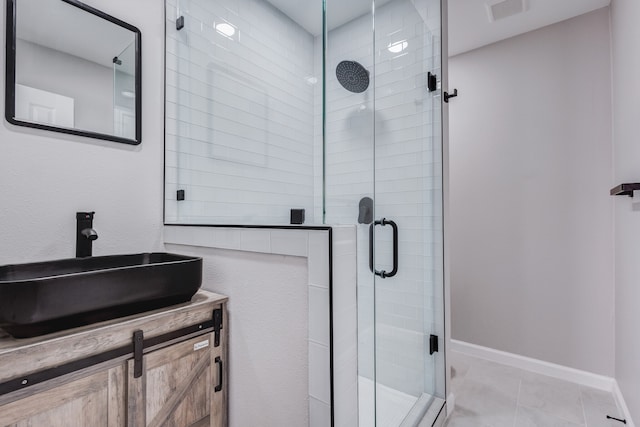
[0,253,202,338]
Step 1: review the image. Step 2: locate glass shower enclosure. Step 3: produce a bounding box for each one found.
[324,0,445,425]
[165,0,447,424]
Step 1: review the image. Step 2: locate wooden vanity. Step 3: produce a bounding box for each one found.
[0,290,228,427]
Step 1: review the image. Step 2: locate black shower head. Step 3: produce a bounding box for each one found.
[336,60,369,93]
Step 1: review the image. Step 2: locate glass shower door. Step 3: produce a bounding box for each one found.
[371,0,445,424]
[325,0,445,425]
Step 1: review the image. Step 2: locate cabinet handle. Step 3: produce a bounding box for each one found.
[215,356,223,392]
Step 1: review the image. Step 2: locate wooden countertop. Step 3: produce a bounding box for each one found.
[0,290,227,384]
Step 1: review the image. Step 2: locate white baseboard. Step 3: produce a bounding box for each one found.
[450,340,635,426]
[613,381,636,427]
[450,339,613,391]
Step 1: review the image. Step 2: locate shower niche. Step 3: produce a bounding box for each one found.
[165,0,447,425]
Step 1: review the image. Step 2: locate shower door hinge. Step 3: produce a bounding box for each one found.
[429,334,439,355]
[177,189,185,201]
[427,72,437,92]
[176,16,185,31]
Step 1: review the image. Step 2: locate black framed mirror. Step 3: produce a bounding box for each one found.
[5,0,141,145]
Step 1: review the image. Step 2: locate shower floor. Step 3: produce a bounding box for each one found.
[358,376,420,427]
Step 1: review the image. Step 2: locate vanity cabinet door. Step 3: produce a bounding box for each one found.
[0,363,127,427]
[127,332,226,427]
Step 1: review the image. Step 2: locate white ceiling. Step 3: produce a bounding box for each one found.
[266,0,611,55]
[448,0,611,56]
[265,0,393,36]
[18,0,611,70]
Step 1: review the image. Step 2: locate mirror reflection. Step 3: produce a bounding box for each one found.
[6,0,141,144]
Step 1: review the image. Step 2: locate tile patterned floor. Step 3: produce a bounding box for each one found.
[445,351,625,427]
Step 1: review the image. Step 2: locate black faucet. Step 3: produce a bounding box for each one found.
[76,212,98,257]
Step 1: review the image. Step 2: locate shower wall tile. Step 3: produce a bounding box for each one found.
[165,226,333,426]
[309,285,330,346]
[331,226,359,427]
[270,229,309,257]
[309,341,331,404]
[165,0,317,225]
[239,228,271,252]
[309,398,332,427]
[309,231,330,288]
[210,227,242,249]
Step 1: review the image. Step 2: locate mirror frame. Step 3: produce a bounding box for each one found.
[4,0,142,145]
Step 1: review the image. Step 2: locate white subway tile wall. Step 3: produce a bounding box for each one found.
[331,226,360,427]
[165,0,318,224]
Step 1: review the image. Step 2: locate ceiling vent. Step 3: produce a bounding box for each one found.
[486,0,528,22]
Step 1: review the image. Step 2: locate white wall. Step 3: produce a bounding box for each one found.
[611,0,640,422]
[449,8,614,376]
[0,0,165,265]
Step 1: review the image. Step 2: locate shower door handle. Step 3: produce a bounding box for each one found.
[369,218,399,278]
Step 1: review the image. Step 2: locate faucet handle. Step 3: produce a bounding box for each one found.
[81,228,98,241]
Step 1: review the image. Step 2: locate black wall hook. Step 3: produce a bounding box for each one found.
[444,89,458,103]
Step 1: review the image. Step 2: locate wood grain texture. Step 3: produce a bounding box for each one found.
[0,291,228,427]
[223,301,229,427]
[108,364,127,427]
[127,358,147,427]
[136,334,215,427]
[191,416,212,427]
[0,363,124,427]
[0,291,227,382]
[0,356,129,407]
[145,333,212,370]
[211,302,229,427]
[147,347,210,427]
